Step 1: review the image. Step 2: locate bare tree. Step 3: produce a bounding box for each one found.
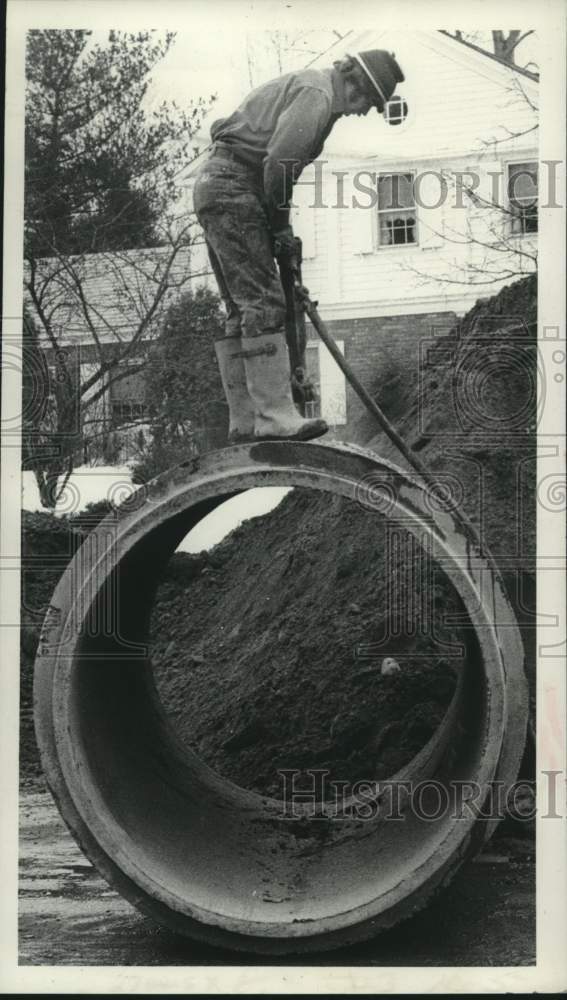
[243,29,345,87]
[24,211,213,506]
[23,29,215,507]
[491,30,535,66]
[448,30,537,71]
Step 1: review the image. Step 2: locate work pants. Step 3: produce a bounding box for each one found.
[193,153,287,341]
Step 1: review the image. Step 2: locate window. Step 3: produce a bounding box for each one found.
[507,161,538,235]
[110,362,147,427]
[111,400,147,426]
[302,348,321,419]
[377,173,417,247]
[384,96,408,126]
[305,341,346,426]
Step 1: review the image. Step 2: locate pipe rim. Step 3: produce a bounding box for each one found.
[34,442,527,953]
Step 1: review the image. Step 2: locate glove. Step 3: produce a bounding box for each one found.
[293,283,312,309]
[273,226,297,260]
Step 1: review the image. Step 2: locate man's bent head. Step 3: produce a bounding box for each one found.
[334,50,405,117]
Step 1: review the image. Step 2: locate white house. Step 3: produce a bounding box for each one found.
[187,30,539,439]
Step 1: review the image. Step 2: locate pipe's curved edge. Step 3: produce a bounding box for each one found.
[33,441,529,954]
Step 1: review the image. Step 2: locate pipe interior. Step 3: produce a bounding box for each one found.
[59,482,496,933]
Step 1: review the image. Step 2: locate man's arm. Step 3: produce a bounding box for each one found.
[263,88,332,232]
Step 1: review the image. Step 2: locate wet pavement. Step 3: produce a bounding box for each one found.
[19,783,535,967]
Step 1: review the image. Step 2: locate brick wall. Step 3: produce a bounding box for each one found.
[306,310,458,444]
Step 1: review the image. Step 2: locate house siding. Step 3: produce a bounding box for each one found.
[294,149,537,322]
[322,30,538,162]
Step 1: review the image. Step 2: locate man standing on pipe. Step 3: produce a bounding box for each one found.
[193,49,405,443]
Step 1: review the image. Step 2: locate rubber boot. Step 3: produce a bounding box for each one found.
[241,332,328,441]
[214,338,256,443]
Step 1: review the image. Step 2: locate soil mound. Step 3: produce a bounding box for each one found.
[368,274,537,560]
[151,490,463,796]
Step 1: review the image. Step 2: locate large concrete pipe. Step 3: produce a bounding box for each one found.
[34,441,528,954]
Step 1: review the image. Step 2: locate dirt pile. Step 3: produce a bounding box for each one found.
[151,490,463,795]
[367,274,537,718]
[368,274,537,561]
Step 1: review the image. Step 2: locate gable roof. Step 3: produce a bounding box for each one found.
[438,31,539,81]
[25,246,194,346]
[307,29,538,82]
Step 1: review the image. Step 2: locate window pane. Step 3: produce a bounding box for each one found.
[112,368,145,403]
[378,173,415,211]
[385,97,408,125]
[397,174,414,208]
[508,162,538,205]
[510,203,538,235]
[379,219,392,245]
[379,211,416,245]
[378,175,394,208]
[508,162,538,234]
[519,204,538,234]
[112,401,148,426]
[524,206,538,233]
